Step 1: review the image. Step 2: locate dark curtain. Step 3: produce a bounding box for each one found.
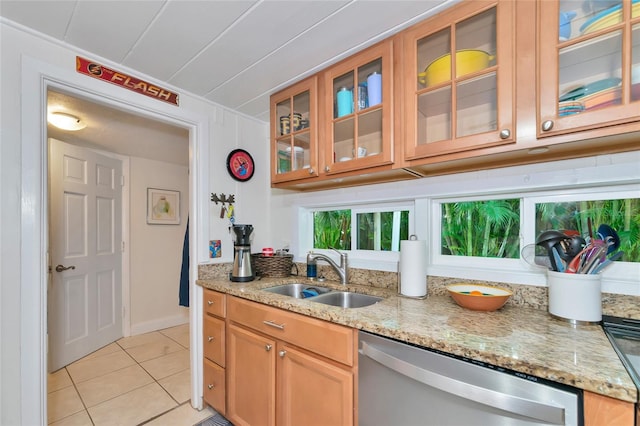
[179,218,189,307]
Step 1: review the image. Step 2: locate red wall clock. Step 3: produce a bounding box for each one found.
[226,149,255,182]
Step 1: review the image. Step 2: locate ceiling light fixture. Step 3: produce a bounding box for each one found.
[48,112,87,131]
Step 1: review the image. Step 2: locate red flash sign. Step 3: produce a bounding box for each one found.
[76,57,179,106]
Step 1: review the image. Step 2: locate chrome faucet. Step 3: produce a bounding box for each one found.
[307,248,349,285]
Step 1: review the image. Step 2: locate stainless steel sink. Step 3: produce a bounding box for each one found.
[262,283,333,299]
[308,291,383,308]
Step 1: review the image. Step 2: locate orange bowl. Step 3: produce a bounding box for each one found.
[446,284,512,311]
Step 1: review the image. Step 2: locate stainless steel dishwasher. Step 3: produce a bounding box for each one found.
[358,331,582,425]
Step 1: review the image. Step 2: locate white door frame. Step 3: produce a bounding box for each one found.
[20,55,208,425]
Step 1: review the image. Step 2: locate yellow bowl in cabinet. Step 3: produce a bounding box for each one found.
[418,50,494,87]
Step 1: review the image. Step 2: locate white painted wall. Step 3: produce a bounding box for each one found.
[206,109,271,264]
[1,21,270,424]
[130,157,189,334]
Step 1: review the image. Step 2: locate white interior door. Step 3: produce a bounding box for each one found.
[49,139,123,372]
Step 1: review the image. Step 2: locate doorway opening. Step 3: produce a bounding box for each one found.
[46,87,191,370]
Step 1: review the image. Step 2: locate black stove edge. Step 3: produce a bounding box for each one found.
[603,315,640,331]
[602,316,640,402]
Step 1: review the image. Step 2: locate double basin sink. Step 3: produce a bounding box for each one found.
[262,283,382,308]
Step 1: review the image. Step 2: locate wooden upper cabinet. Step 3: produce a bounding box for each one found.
[321,39,394,175]
[538,0,640,137]
[270,76,318,184]
[402,1,515,161]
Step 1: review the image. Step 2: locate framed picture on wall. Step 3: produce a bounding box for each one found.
[147,188,180,225]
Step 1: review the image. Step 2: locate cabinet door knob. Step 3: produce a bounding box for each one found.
[308,168,315,175]
[499,129,511,139]
[279,350,287,358]
[324,166,330,172]
[208,336,214,342]
[207,300,214,306]
[542,120,554,132]
[265,344,272,352]
[208,384,214,390]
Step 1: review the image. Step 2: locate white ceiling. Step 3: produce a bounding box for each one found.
[2,0,456,165]
[47,89,191,165]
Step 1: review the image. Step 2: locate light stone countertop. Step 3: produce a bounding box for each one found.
[197,276,637,403]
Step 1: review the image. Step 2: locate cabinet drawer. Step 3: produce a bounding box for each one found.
[203,288,226,318]
[227,296,354,366]
[203,358,226,415]
[203,315,225,367]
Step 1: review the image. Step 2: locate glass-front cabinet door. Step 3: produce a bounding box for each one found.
[270,76,318,184]
[322,40,393,175]
[402,1,514,160]
[538,0,640,137]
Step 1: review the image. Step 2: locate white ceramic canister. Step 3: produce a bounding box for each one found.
[547,270,602,324]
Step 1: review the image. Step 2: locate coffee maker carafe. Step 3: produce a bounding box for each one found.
[231,224,254,282]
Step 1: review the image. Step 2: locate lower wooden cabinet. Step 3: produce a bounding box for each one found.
[277,343,353,426]
[203,358,226,414]
[202,290,635,426]
[202,289,226,415]
[226,296,356,426]
[226,322,276,426]
[583,391,635,426]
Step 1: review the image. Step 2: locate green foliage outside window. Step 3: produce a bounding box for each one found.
[536,198,640,262]
[313,209,409,251]
[315,197,638,263]
[314,210,351,250]
[441,200,520,258]
[357,211,409,251]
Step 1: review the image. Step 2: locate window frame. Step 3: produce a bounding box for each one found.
[302,201,415,269]
[289,152,639,294]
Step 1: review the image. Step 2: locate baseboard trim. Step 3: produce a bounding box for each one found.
[129,311,189,336]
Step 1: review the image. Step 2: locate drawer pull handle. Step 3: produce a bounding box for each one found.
[265,344,272,352]
[279,350,287,358]
[207,300,214,306]
[263,320,285,330]
[208,336,214,342]
[208,384,214,390]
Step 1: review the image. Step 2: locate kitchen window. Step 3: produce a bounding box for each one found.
[293,153,638,291]
[436,195,639,262]
[440,199,520,258]
[534,197,639,263]
[431,189,638,289]
[303,189,638,288]
[312,205,412,253]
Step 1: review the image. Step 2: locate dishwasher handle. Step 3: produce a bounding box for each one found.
[360,341,566,425]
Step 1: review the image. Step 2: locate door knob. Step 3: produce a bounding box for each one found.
[55,265,76,272]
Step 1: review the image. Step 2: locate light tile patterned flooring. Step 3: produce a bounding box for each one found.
[48,324,215,425]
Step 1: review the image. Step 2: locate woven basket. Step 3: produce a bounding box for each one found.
[251,253,295,277]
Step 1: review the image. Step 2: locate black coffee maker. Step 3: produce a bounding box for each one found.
[231,224,254,282]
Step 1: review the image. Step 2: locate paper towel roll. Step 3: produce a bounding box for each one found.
[399,237,427,297]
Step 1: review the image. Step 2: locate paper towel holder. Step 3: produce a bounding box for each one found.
[397,235,428,299]
[397,270,428,299]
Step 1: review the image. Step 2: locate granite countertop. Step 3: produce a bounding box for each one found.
[197,276,637,403]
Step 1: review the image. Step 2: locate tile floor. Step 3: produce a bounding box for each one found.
[47,324,216,425]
